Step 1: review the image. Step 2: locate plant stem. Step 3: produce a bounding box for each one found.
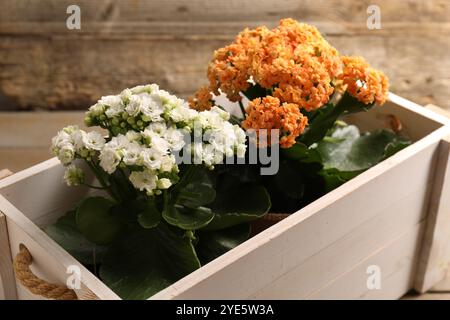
[163,189,169,209]
[85,160,120,202]
[170,165,201,203]
[238,100,246,118]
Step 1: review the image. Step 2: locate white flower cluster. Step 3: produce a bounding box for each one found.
[63,164,85,186]
[51,125,105,165]
[53,84,247,195]
[85,84,198,135]
[190,107,247,166]
[51,126,105,187]
[98,125,183,195]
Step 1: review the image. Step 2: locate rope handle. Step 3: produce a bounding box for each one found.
[13,244,78,300]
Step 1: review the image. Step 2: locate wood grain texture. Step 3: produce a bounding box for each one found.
[309,223,424,300]
[411,136,450,293]
[0,111,87,172]
[0,0,449,110]
[0,212,17,299]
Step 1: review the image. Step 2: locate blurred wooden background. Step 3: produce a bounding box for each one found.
[1,0,449,111]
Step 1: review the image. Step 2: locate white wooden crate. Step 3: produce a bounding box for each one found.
[0,93,450,300]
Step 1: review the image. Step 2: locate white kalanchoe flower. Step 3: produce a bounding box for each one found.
[88,103,105,117]
[131,84,159,94]
[71,130,86,152]
[120,88,133,102]
[125,131,142,142]
[63,165,85,186]
[164,126,186,151]
[83,131,106,151]
[157,178,172,189]
[147,122,167,135]
[63,125,80,134]
[160,155,177,172]
[102,95,125,118]
[167,103,198,123]
[139,148,163,170]
[58,144,76,165]
[122,142,142,166]
[125,95,142,117]
[129,170,158,195]
[140,94,164,122]
[99,146,122,174]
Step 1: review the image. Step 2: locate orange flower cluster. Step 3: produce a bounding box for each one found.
[189,86,213,111]
[205,18,341,111]
[252,19,341,111]
[338,56,389,105]
[242,96,308,148]
[191,19,390,149]
[205,27,268,102]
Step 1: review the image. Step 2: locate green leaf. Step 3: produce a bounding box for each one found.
[316,125,360,171]
[177,182,216,209]
[242,83,268,101]
[163,205,214,230]
[45,211,107,265]
[273,160,306,200]
[197,223,250,264]
[281,142,322,164]
[320,168,356,192]
[315,125,411,190]
[100,222,201,300]
[317,126,410,172]
[204,185,271,231]
[299,93,375,146]
[137,199,161,229]
[76,197,122,245]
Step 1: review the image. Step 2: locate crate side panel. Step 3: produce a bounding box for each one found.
[0,160,97,226]
[307,222,423,299]
[153,140,439,299]
[344,97,445,142]
[251,188,427,299]
[2,203,119,300]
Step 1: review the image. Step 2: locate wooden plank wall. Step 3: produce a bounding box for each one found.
[0,0,449,111]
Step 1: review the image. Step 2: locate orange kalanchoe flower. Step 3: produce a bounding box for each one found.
[253,19,341,111]
[242,96,308,148]
[338,56,389,105]
[207,26,269,102]
[205,18,341,111]
[189,86,213,111]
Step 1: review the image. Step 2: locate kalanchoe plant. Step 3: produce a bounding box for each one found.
[189,18,411,212]
[47,18,412,300]
[48,84,270,299]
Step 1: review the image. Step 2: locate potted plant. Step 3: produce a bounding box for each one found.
[1,18,449,300]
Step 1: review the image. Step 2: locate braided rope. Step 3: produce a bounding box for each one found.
[13,244,78,300]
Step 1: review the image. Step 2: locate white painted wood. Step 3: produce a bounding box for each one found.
[403,293,450,300]
[0,159,98,227]
[344,93,449,142]
[0,94,449,300]
[431,271,450,292]
[0,170,12,180]
[0,212,17,300]
[152,130,446,299]
[0,196,120,300]
[415,136,450,292]
[250,186,427,299]
[307,223,424,299]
